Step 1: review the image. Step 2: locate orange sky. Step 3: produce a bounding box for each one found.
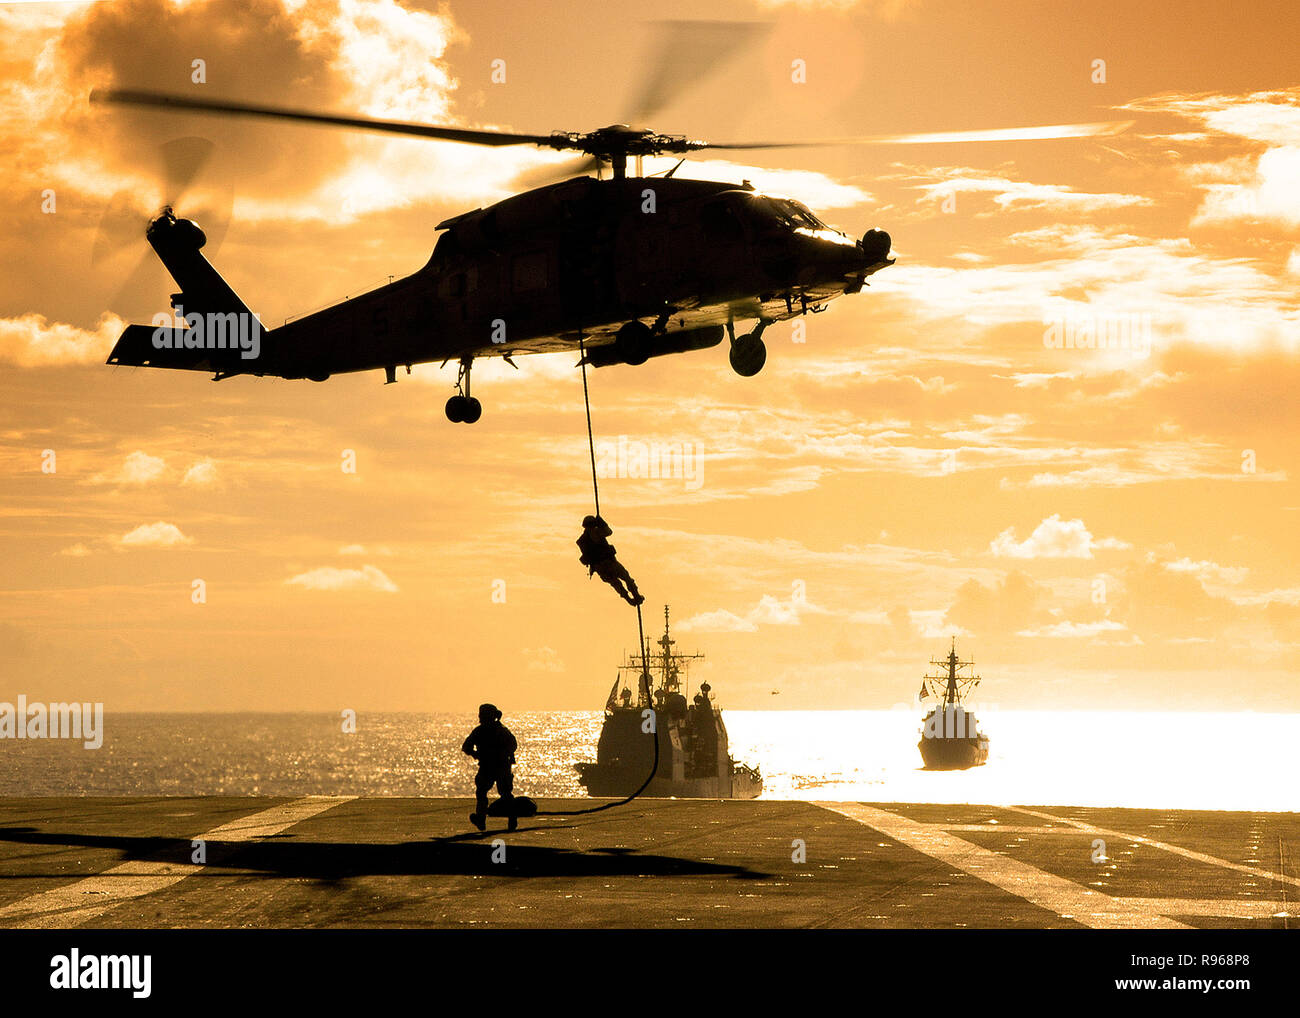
[1,0,1297,712]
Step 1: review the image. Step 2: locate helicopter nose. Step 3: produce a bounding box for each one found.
[809,230,877,289]
[861,229,892,266]
[768,227,887,291]
[823,228,892,295]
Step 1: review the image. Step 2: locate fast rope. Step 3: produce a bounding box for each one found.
[532,338,657,817]
[578,333,601,519]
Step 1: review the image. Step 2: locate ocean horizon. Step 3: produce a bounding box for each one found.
[1,709,1296,813]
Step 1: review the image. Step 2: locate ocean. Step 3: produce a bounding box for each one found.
[1,710,1296,812]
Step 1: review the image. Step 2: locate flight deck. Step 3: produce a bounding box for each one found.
[0,797,1293,929]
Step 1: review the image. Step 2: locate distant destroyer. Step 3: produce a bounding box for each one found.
[917,639,989,770]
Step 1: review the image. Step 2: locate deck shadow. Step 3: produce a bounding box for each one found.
[0,826,768,882]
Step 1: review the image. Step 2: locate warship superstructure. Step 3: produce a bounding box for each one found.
[917,639,990,770]
[575,606,762,799]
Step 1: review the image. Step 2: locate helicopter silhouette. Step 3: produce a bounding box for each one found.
[92,26,1128,424]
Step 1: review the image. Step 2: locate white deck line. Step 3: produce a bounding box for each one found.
[1007,806,1300,889]
[1112,897,1293,919]
[0,796,355,929]
[816,802,1189,929]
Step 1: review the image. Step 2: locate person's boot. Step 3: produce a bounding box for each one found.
[469,811,485,831]
[508,816,518,832]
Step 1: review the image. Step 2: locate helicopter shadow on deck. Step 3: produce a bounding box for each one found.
[0,826,768,884]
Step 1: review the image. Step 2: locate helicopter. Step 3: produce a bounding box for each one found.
[92,83,1129,425]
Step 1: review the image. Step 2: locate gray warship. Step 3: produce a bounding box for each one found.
[917,639,990,770]
[575,606,763,799]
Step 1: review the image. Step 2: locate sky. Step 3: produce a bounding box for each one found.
[0,0,1297,713]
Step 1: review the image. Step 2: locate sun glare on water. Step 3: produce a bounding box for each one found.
[725,710,1300,812]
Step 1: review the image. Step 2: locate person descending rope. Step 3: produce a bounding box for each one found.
[577,514,644,606]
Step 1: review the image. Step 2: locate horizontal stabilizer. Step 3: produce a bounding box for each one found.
[106,324,247,374]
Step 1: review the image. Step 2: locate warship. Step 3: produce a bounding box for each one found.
[575,606,763,799]
[917,639,990,770]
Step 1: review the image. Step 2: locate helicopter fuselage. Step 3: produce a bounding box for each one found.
[108,174,892,392]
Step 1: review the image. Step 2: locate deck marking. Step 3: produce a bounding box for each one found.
[1112,897,1293,919]
[0,796,354,929]
[816,802,1189,929]
[1007,807,1300,889]
[941,824,1071,834]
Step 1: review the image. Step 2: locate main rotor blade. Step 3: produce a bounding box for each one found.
[628,19,771,125]
[90,88,566,149]
[701,120,1134,150]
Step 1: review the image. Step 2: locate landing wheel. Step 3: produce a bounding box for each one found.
[446,357,482,424]
[729,333,767,377]
[615,320,653,366]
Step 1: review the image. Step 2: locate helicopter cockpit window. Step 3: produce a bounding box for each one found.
[701,200,744,241]
[764,197,826,230]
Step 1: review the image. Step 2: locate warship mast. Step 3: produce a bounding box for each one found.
[924,637,980,706]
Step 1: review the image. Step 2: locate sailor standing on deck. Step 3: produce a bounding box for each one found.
[462,704,518,832]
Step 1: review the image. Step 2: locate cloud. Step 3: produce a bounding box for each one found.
[903,166,1150,216]
[990,514,1127,559]
[676,609,757,633]
[880,229,1300,359]
[1124,89,1300,230]
[90,450,166,486]
[523,646,565,673]
[1162,557,1249,585]
[650,156,873,212]
[677,593,826,633]
[284,565,398,592]
[10,0,557,236]
[945,571,1050,636]
[1114,560,1240,639]
[1003,449,1288,489]
[1192,146,1300,228]
[181,459,217,487]
[0,313,124,366]
[338,544,392,556]
[58,543,93,557]
[756,0,912,13]
[122,450,165,484]
[1017,619,1129,639]
[118,521,193,548]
